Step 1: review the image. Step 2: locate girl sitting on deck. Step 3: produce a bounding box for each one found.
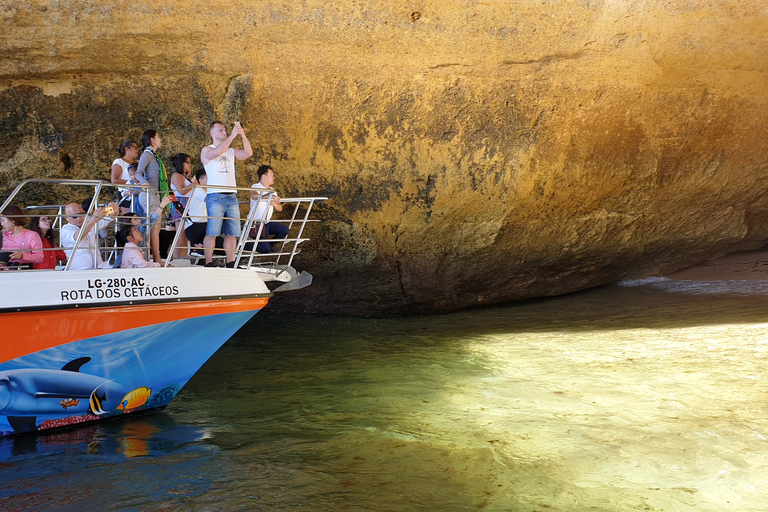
[113,195,173,268]
[119,224,161,269]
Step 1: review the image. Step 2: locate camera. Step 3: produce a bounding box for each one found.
[103,205,116,216]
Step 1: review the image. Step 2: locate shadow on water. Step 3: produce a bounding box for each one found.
[242,280,768,343]
[414,281,768,336]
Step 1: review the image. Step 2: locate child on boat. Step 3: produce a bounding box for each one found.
[122,163,147,216]
[120,224,161,268]
[114,195,173,268]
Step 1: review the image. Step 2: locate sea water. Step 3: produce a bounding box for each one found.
[2,278,768,511]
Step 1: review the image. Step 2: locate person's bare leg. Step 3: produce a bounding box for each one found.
[151,224,162,263]
[223,235,236,263]
[174,228,189,258]
[204,234,215,264]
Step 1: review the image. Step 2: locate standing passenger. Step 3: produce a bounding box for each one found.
[137,129,168,264]
[169,153,196,257]
[121,163,147,217]
[170,153,196,202]
[111,140,140,214]
[200,121,253,267]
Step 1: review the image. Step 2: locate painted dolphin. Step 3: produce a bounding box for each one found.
[0,357,129,432]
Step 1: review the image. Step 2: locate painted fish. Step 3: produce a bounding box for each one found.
[116,387,152,411]
[89,389,108,416]
[60,398,79,409]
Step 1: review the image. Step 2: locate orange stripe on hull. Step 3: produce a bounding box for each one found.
[1,297,269,364]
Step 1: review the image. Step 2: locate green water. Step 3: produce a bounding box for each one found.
[3,280,768,511]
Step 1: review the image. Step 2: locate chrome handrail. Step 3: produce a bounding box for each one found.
[2,179,326,274]
[2,180,152,269]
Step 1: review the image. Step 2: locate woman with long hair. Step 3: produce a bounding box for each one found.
[111,139,140,214]
[168,153,196,257]
[29,215,67,269]
[136,129,169,263]
[170,153,196,200]
[0,205,44,267]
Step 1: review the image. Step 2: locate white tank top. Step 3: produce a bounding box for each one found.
[171,174,193,197]
[203,146,237,193]
[112,158,131,193]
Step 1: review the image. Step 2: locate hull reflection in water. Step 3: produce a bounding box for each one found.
[3,279,768,511]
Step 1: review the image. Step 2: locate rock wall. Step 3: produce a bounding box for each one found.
[2,1,768,314]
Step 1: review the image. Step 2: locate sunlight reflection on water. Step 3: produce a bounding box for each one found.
[2,282,768,511]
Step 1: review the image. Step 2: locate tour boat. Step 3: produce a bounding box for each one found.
[0,179,324,436]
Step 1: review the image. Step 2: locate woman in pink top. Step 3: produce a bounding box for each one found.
[0,204,44,266]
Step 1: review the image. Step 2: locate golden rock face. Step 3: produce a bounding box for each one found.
[2,1,768,314]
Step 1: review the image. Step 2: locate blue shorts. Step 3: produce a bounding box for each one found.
[205,193,242,237]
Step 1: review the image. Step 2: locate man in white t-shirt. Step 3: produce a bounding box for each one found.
[201,120,253,267]
[249,165,289,253]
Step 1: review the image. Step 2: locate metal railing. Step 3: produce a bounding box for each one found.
[1,179,153,270]
[163,183,325,275]
[1,179,325,276]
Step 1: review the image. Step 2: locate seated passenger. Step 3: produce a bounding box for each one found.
[182,170,226,260]
[29,215,67,269]
[81,198,115,241]
[113,196,173,268]
[249,165,289,253]
[60,202,118,270]
[0,204,44,267]
[119,224,160,268]
[184,169,208,247]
